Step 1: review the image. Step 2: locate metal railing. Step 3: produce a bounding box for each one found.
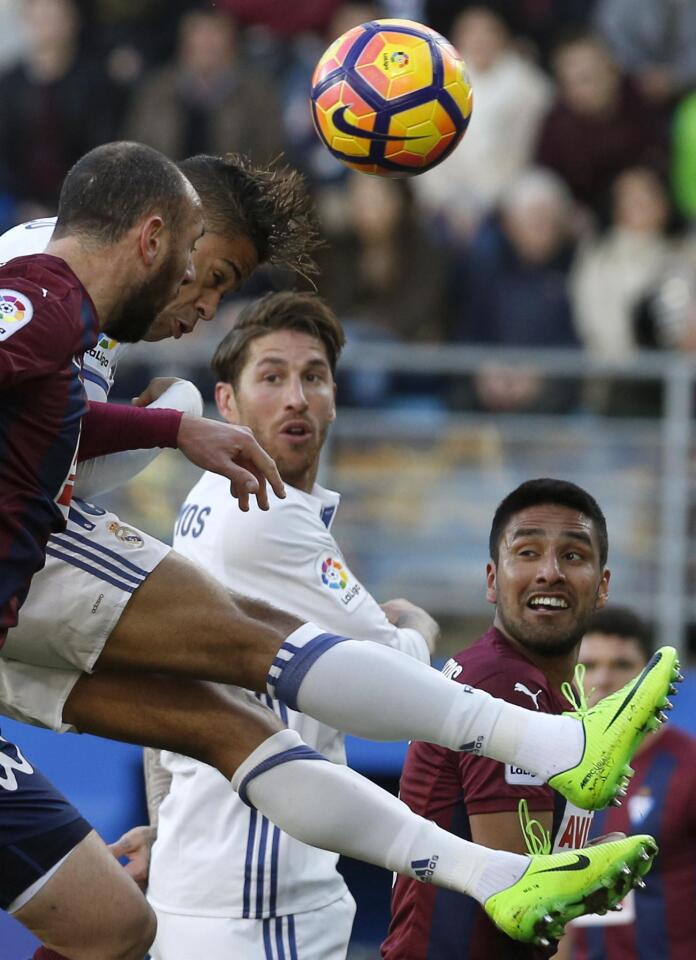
[116,342,696,659]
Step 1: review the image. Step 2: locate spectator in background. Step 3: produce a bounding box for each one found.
[451,167,580,414]
[571,166,688,362]
[314,172,450,407]
[0,0,119,217]
[536,31,665,216]
[414,5,553,241]
[79,0,194,88]
[595,0,696,108]
[569,606,696,960]
[124,7,284,162]
[571,165,696,417]
[315,172,449,343]
[424,0,595,66]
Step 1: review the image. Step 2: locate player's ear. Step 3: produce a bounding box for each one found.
[486,561,497,604]
[139,215,165,266]
[215,381,239,423]
[329,381,337,423]
[595,568,611,609]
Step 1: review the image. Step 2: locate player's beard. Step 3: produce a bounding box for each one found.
[102,249,184,343]
[496,604,595,659]
[266,420,330,491]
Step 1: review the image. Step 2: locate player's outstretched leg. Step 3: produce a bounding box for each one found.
[485,835,657,945]
[232,728,657,945]
[268,626,681,810]
[63,670,659,945]
[99,557,680,810]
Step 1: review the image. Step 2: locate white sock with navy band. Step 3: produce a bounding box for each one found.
[267,624,583,779]
[231,729,527,901]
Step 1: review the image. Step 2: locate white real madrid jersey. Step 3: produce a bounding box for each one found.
[0,218,128,401]
[148,472,429,919]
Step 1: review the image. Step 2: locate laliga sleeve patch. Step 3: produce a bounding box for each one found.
[0,289,34,341]
[316,552,367,613]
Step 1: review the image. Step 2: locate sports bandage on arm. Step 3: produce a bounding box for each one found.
[388,627,431,664]
[74,381,203,498]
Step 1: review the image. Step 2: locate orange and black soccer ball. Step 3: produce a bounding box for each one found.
[310,18,473,177]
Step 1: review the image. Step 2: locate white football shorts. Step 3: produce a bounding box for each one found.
[150,890,357,960]
[0,498,169,732]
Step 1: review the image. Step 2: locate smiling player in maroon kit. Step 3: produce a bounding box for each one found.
[383,478,622,960]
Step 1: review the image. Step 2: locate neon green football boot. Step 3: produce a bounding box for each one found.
[548,646,681,810]
[485,834,658,945]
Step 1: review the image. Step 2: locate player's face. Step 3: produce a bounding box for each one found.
[103,205,204,343]
[487,504,610,657]
[219,330,336,493]
[579,634,646,706]
[144,231,258,342]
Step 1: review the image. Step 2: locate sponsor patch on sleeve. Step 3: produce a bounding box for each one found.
[316,552,366,613]
[0,289,34,340]
[504,764,544,785]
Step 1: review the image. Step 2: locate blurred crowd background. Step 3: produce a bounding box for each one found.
[3,0,696,656]
[4,0,696,412]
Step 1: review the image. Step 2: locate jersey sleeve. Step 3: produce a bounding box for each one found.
[78,402,182,460]
[0,285,80,385]
[256,503,428,658]
[455,665,555,816]
[179,492,430,663]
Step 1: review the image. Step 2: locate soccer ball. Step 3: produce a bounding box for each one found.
[310,18,473,177]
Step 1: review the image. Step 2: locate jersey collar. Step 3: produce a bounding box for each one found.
[297,483,341,530]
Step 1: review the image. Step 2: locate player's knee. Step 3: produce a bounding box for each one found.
[197,690,285,778]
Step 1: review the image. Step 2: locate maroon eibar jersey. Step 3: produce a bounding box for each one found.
[382,627,593,960]
[0,254,98,644]
[573,725,696,960]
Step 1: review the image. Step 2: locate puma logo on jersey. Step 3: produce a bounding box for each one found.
[514,682,543,709]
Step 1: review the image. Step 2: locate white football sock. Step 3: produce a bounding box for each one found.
[268,625,583,779]
[231,729,528,902]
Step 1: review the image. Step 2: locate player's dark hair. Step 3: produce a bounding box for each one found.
[212,291,345,386]
[489,478,608,567]
[177,154,320,279]
[53,141,193,244]
[584,607,653,661]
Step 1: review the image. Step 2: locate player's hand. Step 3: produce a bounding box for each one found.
[177,414,285,511]
[108,825,156,890]
[381,598,440,654]
[131,377,185,406]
